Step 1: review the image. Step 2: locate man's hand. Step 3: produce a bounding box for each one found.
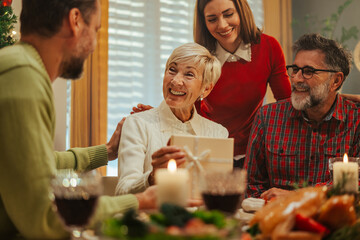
[135,186,157,209]
[187,199,203,207]
[260,187,291,200]
[106,118,125,161]
[131,103,153,114]
[135,186,203,210]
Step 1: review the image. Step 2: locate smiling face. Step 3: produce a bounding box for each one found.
[290,50,335,111]
[163,61,205,121]
[203,0,241,53]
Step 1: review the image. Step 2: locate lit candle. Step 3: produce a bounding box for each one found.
[155,159,189,207]
[333,153,359,193]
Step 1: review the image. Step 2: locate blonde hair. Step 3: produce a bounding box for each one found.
[165,42,222,87]
[193,0,262,52]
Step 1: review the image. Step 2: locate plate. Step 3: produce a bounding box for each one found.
[234,208,254,223]
[83,230,99,240]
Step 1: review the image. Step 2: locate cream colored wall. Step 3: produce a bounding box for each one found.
[292,0,360,95]
[262,0,293,105]
[11,1,68,151]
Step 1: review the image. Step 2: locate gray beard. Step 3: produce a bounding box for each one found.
[291,79,331,111]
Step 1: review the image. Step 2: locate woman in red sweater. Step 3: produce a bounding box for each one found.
[132,0,291,168]
[193,0,291,168]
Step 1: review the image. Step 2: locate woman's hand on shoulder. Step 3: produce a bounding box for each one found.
[340,93,360,103]
[131,103,153,114]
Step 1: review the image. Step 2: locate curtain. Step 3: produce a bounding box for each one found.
[70,0,109,175]
[263,0,292,103]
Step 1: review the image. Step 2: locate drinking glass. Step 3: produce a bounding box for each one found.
[50,169,102,239]
[200,169,246,215]
[328,157,360,181]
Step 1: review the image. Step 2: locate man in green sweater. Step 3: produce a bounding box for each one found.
[0,0,156,238]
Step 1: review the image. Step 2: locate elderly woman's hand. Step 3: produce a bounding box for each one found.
[148,146,186,185]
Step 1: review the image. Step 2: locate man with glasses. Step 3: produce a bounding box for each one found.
[244,33,360,199]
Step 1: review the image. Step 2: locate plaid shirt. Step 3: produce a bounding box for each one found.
[245,95,360,197]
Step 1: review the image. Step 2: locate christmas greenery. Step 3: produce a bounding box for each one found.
[0,0,17,49]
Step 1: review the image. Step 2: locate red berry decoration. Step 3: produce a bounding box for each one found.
[2,0,13,7]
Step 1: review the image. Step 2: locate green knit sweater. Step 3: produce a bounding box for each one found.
[0,42,138,239]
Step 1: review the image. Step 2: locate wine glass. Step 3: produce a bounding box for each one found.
[50,169,102,239]
[200,169,247,215]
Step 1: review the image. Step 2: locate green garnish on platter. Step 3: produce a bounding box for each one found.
[326,221,360,240]
[102,203,239,240]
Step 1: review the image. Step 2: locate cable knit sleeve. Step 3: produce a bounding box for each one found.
[54,145,108,171]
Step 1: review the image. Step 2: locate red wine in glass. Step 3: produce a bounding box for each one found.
[54,196,98,227]
[51,169,102,239]
[202,192,241,214]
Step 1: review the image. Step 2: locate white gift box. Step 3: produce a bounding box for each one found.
[170,135,234,199]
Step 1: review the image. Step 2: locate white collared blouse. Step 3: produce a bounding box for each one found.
[215,41,252,66]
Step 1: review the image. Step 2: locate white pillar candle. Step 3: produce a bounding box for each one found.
[333,153,359,193]
[155,159,189,207]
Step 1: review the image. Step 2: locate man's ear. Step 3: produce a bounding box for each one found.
[68,8,83,37]
[201,82,214,99]
[331,72,344,91]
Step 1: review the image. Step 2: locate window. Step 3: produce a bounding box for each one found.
[106,0,263,176]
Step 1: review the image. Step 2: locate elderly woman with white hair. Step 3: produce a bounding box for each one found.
[115,43,228,195]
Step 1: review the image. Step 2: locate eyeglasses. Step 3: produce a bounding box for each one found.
[286,65,339,79]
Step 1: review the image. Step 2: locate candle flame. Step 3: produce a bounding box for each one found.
[343,153,349,163]
[168,159,177,173]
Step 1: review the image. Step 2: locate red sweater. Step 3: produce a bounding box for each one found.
[197,34,291,156]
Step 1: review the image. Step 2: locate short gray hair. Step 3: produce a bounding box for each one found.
[165,43,222,88]
[293,34,352,89]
